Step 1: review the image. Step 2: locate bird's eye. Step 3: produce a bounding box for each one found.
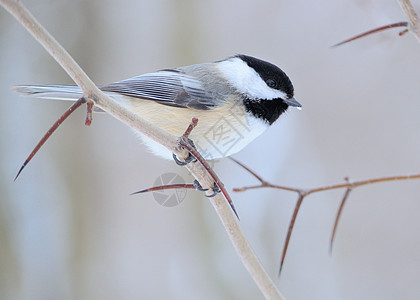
[266,79,277,88]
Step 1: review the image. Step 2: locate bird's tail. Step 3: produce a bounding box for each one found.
[13,85,83,101]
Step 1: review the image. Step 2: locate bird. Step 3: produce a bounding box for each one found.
[14,54,301,162]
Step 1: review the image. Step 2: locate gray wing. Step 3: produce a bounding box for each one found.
[100,69,219,110]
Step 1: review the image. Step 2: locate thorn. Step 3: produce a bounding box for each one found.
[14,97,86,181]
[330,186,353,255]
[131,183,195,195]
[278,261,284,278]
[331,21,409,48]
[278,194,304,277]
[130,189,149,195]
[14,161,28,181]
[229,201,240,221]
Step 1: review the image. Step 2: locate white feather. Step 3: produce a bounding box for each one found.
[216,57,287,101]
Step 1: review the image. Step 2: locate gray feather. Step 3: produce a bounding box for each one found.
[14,65,231,111]
[101,69,219,110]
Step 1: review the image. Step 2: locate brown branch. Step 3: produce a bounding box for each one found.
[331,21,408,47]
[330,185,353,254]
[131,184,195,195]
[333,0,420,47]
[231,158,420,275]
[228,157,267,184]
[181,117,198,140]
[230,157,301,194]
[279,194,304,277]
[234,173,420,195]
[14,97,86,180]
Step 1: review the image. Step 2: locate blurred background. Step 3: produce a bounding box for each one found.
[1,0,420,299]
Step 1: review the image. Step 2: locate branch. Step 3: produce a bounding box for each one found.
[331,22,408,48]
[231,158,420,274]
[278,194,303,276]
[330,186,352,254]
[14,97,86,180]
[234,173,420,195]
[332,1,420,47]
[0,1,284,298]
[131,184,195,194]
[398,0,420,42]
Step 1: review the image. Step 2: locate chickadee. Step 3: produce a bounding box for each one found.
[15,55,301,160]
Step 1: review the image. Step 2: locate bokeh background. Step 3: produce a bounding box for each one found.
[1,1,420,299]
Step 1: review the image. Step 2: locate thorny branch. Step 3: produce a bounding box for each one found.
[3,0,420,296]
[0,0,284,298]
[332,0,420,47]
[230,157,420,275]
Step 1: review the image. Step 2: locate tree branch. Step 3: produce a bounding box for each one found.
[0,1,284,298]
[331,22,408,48]
[234,173,420,195]
[398,0,420,42]
[332,1,420,47]
[232,157,420,274]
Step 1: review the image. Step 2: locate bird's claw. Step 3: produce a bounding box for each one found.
[193,179,221,197]
[172,152,197,166]
[172,138,198,166]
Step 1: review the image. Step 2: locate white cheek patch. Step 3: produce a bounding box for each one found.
[217,57,287,101]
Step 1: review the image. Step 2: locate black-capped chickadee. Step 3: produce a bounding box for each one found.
[15,55,301,160]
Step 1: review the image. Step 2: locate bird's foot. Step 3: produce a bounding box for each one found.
[193,179,221,198]
[172,138,198,166]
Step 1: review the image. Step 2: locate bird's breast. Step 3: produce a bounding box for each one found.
[123,96,269,160]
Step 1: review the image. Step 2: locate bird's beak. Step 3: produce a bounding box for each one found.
[284,97,302,108]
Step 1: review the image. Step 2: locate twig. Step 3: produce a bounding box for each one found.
[331,21,408,47]
[330,185,353,254]
[332,0,420,47]
[234,173,420,195]
[181,117,198,140]
[229,157,300,193]
[228,157,268,184]
[279,194,304,277]
[14,97,86,180]
[131,184,195,195]
[231,158,420,275]
[0,1,284,298]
